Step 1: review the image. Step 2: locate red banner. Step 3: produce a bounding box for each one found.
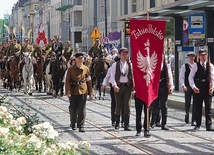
[130,19,166,108]
[36,23,48,46]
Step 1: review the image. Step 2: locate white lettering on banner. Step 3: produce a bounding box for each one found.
[131,24,164,40]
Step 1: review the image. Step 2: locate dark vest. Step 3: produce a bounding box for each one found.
[115,61,133,90]
[194,62,209,89]
[184,63,191,87]
[160,61,169,88]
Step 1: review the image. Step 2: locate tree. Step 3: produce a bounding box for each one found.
[165,19,174,37]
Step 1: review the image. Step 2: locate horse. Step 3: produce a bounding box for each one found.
[22,52,35,95]
[93,51,109,100]
[8,54,20,91]
[0,56,7,88]
[44,54,55,95]
[51,53,67,98]
[34,47,45,92]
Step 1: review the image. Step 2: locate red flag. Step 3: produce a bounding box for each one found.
[36,23,48,46]
[130,19,166,108]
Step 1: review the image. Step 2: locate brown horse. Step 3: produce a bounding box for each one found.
[8,55,20,91]
[34,47,45,92]
[0,54,7,88]
[93,53,109,100]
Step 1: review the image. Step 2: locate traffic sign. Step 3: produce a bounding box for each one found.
[102,37,109,45]
[90,27,101,38]
[188,13,205,39]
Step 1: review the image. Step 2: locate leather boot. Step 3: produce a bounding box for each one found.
[144,130,151,138]
[185,113,189,124]
[162,115,169,130]
[191,112,195,126]
[115,115,120,129]
[124,115,132,131]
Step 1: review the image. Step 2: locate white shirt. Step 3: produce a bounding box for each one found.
[164,62,174,90]
[189,61,214,89]
[179,62,195,87]
[102,67,112,86]
[110,60,130,86]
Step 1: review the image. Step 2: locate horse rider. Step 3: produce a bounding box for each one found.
[5,40,17,72]
[31,44,44,77]
[18,38,34,76]
[52,36,63,56]
[52,38,67,97]
[63,40,73,63]
[43,38,54,75]
[88,38,102,61]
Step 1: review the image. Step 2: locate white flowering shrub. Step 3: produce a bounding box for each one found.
[0,105,90,155]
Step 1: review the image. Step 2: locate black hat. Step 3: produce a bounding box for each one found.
[74,52,84,58]
[198,49,208,55]
[119,47,128,54]
[114,56,120,61]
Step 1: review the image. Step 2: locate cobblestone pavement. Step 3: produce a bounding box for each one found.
[1,87,214,155]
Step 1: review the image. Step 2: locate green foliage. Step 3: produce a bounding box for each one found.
[0,95,90,155]
[0,95,40,135]
[165,19,174,36]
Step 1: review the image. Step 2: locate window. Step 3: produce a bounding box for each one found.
[150,0,155,8]
[132,0,137,13]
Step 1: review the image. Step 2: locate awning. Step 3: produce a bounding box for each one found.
[55,5,74,11]
[117,0,214,20]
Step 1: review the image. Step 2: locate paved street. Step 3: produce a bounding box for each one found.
[1,87,214,155]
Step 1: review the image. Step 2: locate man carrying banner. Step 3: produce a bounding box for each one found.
[130,19,167,134]
[110,47,134,131]
[188,49,214,131]
[150,54,174,130]
[179,52,196,125]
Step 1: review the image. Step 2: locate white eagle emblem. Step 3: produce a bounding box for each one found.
[137,39,157,86]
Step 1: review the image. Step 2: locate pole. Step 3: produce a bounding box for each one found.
[68,13,71,41]
[104,0,107,37]
[21,22,22,44]
[48,11,50,41]
[31,22,34,43]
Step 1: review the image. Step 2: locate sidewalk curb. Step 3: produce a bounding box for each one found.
[168,92,214,118]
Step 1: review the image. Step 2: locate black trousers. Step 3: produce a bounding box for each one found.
[69,94,87,128]
[135,94,150,132]
[110,85,124,124]
[194,88,212,129]
[151,86,168,127]
[184,86,195,122]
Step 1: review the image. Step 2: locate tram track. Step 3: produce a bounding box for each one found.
[89,98,214,144]
[3,90,214,154]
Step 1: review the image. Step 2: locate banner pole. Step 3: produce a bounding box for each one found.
[146,10,150,131]
[147,10,150,20]
[146,108,150,131]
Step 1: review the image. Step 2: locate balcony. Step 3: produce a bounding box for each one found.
[56,0,82,11]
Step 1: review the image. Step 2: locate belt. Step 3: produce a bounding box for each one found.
[195,78,207,83]
[118,83,128,87]
[71,80,86,85]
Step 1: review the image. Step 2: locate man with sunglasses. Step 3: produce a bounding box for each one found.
[189,49,214,131]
